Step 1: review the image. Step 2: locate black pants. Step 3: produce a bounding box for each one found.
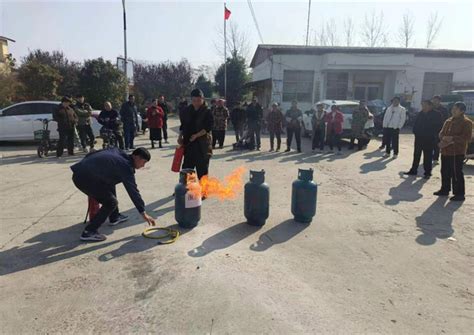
[123,123,135,150]
[312,127,325,150]
[269,129,281,150]
[381,128,389,148]
[328,133,342,151]
[57,128,75,157]
[410,137,434,175]
[77,125,95,149]
[441,155,465,196]
[212,130,226,148]
[248,121,261,149]
[433,139,441,161]
[385,128,400,155]
[233,123,244,142]
[287,126,301,150]
[162,119,168,141]
[182,143,210,179]
[73,174,119,233]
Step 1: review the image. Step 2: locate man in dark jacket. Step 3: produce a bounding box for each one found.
[74,94,95,153]
[53,96,78,157]
[99,101,124,150]
[178,89,213,179]
[231,102,246,143]
[432,95,450,163]
[246,97,263,150]
[158,95,170,144]
[285,100,303,153]
[404,100,443,179]
[120,94,139,150]
[71,147,155,241]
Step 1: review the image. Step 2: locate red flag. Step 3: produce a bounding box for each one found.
[224,6,231,20]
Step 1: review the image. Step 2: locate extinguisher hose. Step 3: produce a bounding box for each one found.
[142,227,180,244]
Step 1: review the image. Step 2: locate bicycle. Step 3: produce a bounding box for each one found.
[34,118,57,158]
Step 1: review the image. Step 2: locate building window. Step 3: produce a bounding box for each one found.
[326,72,348,100]
[282,70,314,102]
[422,72,453,100]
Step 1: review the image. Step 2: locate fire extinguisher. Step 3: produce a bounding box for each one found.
[171,146,185,173]
[84,197,100,224]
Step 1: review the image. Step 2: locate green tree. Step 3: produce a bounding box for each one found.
[17,61,62,100]
[0,70,20,108]
[79,58,127,110]
[194,74,214,98]
[23,50,81,96]
[215,56,249,107]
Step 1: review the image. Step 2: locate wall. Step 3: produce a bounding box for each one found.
[251,51,474,112]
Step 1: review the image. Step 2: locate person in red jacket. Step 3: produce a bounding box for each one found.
[325,105,344,154]
[145,98,164,149]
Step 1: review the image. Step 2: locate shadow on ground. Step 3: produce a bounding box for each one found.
[415,197,463,246]
[385,174,428,205]
[0,195,175,276]
[188,222,261,257]
[250,219,309,252]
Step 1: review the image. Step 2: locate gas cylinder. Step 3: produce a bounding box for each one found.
[291,168,318,223]
[175,169,202,228]
[244,170,270,226]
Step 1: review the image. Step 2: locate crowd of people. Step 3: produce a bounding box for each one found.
[61,88,471,241]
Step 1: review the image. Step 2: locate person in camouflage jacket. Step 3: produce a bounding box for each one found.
[266,103,283,151]
[212,99,230,149]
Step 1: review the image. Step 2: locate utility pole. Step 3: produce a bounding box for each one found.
[305,0,312,46]
[224,2,227,101]
[122,0,129,99]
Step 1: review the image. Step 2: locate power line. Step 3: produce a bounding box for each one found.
[247,0,264,44]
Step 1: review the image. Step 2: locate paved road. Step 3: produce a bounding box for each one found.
[1,118,473,334]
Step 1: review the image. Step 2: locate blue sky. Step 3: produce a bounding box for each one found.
[1,0,473,72]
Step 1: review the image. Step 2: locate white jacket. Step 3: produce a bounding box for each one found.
[383,105,406,129]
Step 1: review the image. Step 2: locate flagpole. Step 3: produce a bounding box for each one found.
[224,2,227,101]
[122,0,129,99]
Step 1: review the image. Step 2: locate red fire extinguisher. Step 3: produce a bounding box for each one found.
[84,197,100,223]
[171,146,184,173]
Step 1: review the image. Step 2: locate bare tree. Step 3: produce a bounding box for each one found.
[312,23,327,46]
[214,22,251,61]
[343,17,356,46]
[325,19,339,46]
[397,11,415,48]
[360,10,388,47]
[426,12,443,48]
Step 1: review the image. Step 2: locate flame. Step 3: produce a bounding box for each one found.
[186,167,246,200]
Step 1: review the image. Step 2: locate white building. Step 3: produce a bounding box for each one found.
[249,45,474,111]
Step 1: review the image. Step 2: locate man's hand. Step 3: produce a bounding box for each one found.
[142,213,156,226]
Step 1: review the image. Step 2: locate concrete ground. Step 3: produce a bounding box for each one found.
[1,117,473,334]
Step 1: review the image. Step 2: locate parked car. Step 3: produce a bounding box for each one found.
[302,100,375,140]
[0,101,141,142]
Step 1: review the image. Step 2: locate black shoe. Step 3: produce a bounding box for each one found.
[403,170,417,176]
[269,148,274,152]
[450,195,465,202]
[433,190,449,196]
[80,231,107,242]
[423,174,431,179]
[379,145,385,150]
[297,149,302,153]
[285,148,291,152]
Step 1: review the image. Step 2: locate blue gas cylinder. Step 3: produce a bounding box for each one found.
[244,170,270,226]
[291,168,317,223]
[175,169,202,229]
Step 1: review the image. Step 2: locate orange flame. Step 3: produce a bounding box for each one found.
[186,167,246,200]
